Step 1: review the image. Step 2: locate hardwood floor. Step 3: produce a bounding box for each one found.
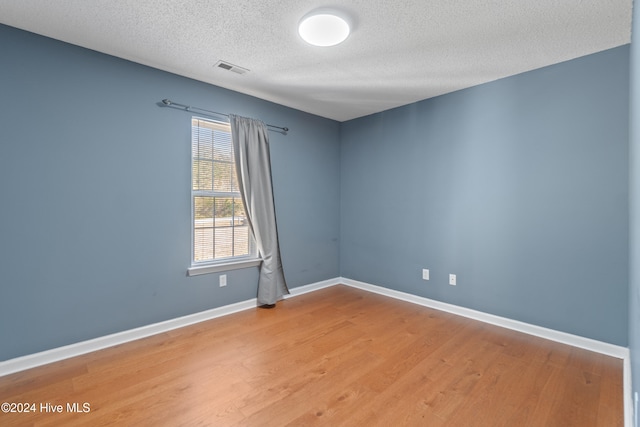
[0,285,623,426]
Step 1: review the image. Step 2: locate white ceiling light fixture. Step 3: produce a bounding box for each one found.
[298,9,351,47]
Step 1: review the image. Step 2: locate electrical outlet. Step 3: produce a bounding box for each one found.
[219,274,227,287]
[449,274,456,286]
[422,269,429,280]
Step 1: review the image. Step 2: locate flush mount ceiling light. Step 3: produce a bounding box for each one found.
[298,9,351,47]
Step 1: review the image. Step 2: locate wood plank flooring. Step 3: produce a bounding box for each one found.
[0,285,623,426]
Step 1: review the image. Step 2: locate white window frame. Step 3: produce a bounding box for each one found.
[187,117,260,276]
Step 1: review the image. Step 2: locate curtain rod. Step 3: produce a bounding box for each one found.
[161,99,289,132]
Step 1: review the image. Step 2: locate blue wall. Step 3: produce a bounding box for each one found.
[340,46,629,346]
[0,24,341,360]
[630,0,640,414]
[0,22,632,362]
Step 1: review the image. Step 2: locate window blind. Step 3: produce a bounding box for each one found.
[191,118,254,263]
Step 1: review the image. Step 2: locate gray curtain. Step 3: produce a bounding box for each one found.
[229,114,289,305]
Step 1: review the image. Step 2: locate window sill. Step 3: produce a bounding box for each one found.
[187,258,262,276]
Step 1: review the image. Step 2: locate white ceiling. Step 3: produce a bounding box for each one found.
[0,0,632,122]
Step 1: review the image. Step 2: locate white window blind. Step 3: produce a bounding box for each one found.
[191,118,256,264]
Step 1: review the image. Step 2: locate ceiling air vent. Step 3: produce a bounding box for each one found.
[214,60,249,75]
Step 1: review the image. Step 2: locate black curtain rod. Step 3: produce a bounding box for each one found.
[160,99,289,132]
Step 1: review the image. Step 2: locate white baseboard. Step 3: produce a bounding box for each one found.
[624,353,634,427]
[340,277,627,357]
[0,298,259,377]
[0,275,633,426]
[339,277,633,427]
[0,278,343,378]
[285,277,341,298]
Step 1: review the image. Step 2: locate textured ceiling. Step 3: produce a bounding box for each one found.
[0,0,632,122]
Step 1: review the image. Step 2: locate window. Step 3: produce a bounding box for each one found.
[190,118,258,274]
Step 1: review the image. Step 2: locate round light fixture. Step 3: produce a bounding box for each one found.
[298,10,350,47]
